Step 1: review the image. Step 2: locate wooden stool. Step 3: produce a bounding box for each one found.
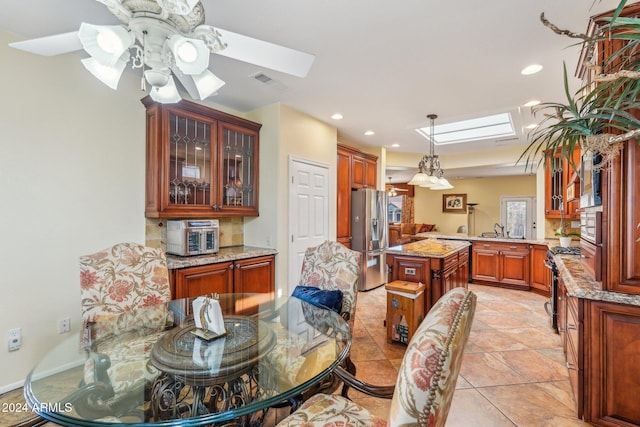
[385,281,425,344]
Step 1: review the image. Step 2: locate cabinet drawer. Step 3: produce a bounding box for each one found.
[443,253,459,271]
[458,248,469,264]
[580,239,602,281]
[580,211,602,244]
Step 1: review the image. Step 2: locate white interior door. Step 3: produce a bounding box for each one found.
[500,196,537,239]
[288,157,330,294]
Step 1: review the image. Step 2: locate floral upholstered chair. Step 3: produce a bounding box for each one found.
[297,240,361,394]
[275,287,476,427]
[267,241,361,401]
[76,242,171,420]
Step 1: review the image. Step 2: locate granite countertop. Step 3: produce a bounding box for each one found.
[386,238,471,258]
[555,253,640,307]
[414,232,549,245]
[167,245,278,269]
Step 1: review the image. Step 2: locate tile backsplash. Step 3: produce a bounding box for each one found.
[145,217,244,249]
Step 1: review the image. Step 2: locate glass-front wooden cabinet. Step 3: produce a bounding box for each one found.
[143,97,261,218]
[544,148,581,219]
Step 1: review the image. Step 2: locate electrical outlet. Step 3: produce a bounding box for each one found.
[8,328,21,351]
[58,317,70,334]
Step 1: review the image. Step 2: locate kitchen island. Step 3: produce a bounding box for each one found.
[414,232,572,295]
[386,238,470,314]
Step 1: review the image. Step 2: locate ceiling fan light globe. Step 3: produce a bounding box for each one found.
[192,69,225,99]
[150,76,182,103]
[168,35,210,75]
[144,69,171,87]
[79,23,133,66]
[81,54,128,90]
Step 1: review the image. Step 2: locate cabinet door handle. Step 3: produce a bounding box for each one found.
[229,264,234,269]
[567,323,577,330]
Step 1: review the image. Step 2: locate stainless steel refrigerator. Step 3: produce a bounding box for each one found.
[351,188,388,291]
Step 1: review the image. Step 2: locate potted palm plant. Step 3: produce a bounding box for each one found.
[519,0,640,171]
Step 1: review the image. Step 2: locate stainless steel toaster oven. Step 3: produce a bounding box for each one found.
[166,219,219,256]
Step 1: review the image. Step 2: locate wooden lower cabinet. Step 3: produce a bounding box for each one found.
[530,244,551,296]
[171,255,276,314]
[559,278,640,426]
[471,241,530,290]
[586,300,640,426]
[233,256,276,315]
[173,262,233,299]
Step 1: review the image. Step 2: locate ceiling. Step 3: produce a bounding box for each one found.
[0,0,627,182]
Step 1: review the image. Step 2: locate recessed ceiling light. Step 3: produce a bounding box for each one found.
[525,124,538,129]
[524,100,541,107]
[391,143,400,148]
[521,64,543,75]
[331,113,343,120]
[364,130,375,136]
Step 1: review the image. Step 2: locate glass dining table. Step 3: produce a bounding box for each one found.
[24,293,351,426]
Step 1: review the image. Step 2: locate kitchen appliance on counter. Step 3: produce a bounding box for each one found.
[166,219,219,256]
[351,188,388,291]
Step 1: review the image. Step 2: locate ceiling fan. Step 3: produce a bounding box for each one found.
[9,0,315,103]
[386,177,408,197]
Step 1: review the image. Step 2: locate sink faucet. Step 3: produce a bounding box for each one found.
[494,223,505,237]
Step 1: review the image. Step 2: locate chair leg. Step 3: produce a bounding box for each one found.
[340,355,357,398]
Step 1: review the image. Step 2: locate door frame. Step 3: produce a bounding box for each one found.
[500,195,537,239]
[287,155,331,294]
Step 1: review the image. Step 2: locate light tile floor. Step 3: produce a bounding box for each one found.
[346,283,592,426]
[4,283,591,426]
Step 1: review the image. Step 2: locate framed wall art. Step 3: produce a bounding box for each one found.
[443,193,467,213]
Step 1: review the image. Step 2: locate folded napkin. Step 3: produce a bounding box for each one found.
[193,296,226,336]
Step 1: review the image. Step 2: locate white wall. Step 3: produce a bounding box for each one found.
[0,30,149,389]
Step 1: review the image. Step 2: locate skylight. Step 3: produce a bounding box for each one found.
[416,112,515,145]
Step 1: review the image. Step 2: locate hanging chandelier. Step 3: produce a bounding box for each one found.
[408,114,453,190]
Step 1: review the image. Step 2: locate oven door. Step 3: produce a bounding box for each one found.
[543,252,558,332]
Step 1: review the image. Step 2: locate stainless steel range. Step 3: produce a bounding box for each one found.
[544,246,581,332]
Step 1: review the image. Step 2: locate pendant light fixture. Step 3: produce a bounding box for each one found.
[408,114,453,190]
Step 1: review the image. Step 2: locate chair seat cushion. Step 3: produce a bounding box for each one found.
[275,393,387,427]
[292,285,343,313]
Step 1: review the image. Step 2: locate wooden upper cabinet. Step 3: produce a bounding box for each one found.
[544,147,581,219]
[337,144,378,247]
[351,156,377,189]
[602,140,640,294]
[142,97,261,218]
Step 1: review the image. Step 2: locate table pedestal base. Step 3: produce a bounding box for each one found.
[150,364,271,426]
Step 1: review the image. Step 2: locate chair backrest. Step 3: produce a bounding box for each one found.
[79,242,171,340]
[298,241,362,324]
[389,287,476,427]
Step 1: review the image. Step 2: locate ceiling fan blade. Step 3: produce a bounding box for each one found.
[9,31,82,56]
[215,28,315,78]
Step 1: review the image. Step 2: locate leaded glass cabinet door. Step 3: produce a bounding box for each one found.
[167,110,217,210]
[217,122,259,216]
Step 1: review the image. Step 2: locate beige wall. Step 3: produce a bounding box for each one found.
[246,104,337,300]
[413,175,537,235]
